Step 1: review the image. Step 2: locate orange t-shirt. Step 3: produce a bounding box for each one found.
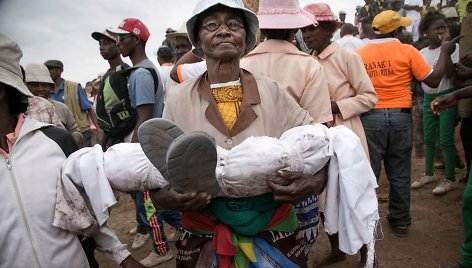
[357,39,432,108]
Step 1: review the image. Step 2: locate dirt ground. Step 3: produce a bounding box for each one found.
[96,125,468,268]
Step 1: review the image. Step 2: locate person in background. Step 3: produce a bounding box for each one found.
[357,10,460,237]
[166,23,193,62]
[336,23,365,50]
[339,10,347,24]
[302,3,378,266]
[361,22,377,41]
[107,18,178,267]
[456,0,472,20]
[24,63,83,147]
[411,11,460,195]
[45,59,96,147]
[240,0,332,257]
[358,0,382,26]
[91,30,130,148]
[404,0,423,42]
[156,45,178,98]
[430,84,472,268]
[391,0,406,16]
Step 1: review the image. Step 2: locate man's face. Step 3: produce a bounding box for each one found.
[99,36,120,60]
[46,67,62,81]
[339,13,346,22]
[365,0,372,5]
[27,82,51,99]
[392,2,402,11]
[116,34,138,57]
[174,36,192,61]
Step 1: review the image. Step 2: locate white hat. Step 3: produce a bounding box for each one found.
[0,33,33,97]
[25,63,54,85]
[186,0,259,58]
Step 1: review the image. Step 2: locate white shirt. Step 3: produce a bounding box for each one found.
[335,35,365,51]
[420,44,459,94]
[404,0,422,19]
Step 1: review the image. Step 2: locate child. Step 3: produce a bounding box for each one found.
[411,11,460,195]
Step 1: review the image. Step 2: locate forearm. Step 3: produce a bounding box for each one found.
[454,85,472,100]
[170,51,203,82]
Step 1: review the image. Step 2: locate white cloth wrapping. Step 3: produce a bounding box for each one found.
[103,143,168,191]
[55,143,167,235]
[215,124,330,197]
[324,126,379,267]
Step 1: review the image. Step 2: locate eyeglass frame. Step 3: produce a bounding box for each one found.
[200,19,245,33]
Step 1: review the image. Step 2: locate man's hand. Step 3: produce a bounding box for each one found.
[120,256,145,268]
[150,185,211,211]
[267,167,328,204]
[441,35,463,55]
[430,93,458,116]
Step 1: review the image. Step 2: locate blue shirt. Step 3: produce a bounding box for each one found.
[128,59,164,118]
[50,79,91,111]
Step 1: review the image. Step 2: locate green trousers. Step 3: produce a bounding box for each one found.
[462,161,472,267]
[423,90,457,179]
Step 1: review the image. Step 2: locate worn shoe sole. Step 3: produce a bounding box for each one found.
[167,131,220,197]
[138,118,184,179]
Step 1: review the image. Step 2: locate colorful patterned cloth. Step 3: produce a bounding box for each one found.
[210,83,243,131]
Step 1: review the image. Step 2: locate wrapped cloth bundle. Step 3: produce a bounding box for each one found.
[216,124,330,197]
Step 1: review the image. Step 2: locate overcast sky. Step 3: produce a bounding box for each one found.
[0,0,364,85]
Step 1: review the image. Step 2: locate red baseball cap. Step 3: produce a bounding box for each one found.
[107,18,150,42]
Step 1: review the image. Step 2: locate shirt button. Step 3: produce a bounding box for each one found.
[226,139,233,145]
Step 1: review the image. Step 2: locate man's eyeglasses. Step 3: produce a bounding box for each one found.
[201,20,244,32]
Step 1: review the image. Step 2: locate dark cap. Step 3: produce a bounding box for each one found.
[91,30,117,42]
[44,60,63,69]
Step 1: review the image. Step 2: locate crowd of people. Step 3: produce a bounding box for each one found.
[1,0,472,267]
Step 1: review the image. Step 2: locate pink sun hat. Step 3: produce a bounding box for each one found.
[257,0,318,29]
[304,3,339,22]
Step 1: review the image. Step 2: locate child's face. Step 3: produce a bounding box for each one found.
[426,18,448,45]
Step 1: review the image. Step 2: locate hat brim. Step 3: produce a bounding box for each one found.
[92,31,116,42]
[106,27,131,36]
[166,32,189,43]
[257,13,316,29]
[0,67,34,97]
[186,1,259,59]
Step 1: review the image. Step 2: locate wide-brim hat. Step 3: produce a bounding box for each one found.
[304,3,338,22]
[186,0,259,59]
[91,30,117,42]
[0,33,33,97]
[166,23,189,43]
[372,10,412,34]
[25,63,54,85]
[257,0,317,29]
